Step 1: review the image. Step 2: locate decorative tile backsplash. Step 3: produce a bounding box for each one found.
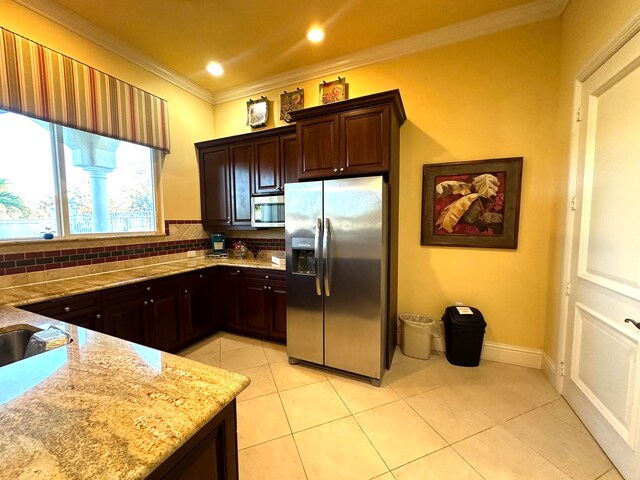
[0,220,285,287]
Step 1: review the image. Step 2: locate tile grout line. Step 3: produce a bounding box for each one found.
[265,343,310,480]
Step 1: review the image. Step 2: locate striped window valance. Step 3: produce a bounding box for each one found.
[0,27,170,153]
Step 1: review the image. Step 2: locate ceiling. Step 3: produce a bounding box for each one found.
[21,0,564,103]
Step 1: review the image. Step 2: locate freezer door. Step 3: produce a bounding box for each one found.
[323,176,387,379]
[285,181,324,365]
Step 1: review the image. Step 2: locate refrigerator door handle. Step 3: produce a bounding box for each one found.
[324,217,331,297]
[314,217,322,296]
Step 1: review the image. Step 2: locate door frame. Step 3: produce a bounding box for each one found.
[555,13,640,393]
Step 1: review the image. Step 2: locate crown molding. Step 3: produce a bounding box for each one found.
[13,0,216,104]
[577,7,640,81]
[14,0,568,106]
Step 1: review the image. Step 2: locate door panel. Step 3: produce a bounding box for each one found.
[200,147,230,227]
[285,181,324,364]
[297,115,339,179]
[323,176,386,380]
[230,142,253,225]
[565,30,640,479]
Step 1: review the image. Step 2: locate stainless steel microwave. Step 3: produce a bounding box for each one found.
[251,194,285,228]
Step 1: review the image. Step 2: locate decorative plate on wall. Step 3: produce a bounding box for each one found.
[319,77,347,104]
[247,97,268,128]
[280,89,304,123]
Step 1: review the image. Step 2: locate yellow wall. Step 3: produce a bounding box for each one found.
[213,20,561,349]
[543,0,640,361]
[7,0,639,354]
[1,0,215,220]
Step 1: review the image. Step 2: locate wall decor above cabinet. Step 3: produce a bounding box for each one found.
[288,89,406,180]
[280,88,304,123]
[319,77,348,104]
[247,96,269,128]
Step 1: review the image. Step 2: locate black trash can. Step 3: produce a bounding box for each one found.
[442,306,486,366]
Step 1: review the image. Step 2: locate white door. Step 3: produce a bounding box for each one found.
[564,30,640,480]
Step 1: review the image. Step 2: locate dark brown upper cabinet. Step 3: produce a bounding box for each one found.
[196,125,296,231]
[253,136,282,195]
[198,145,231,229]
[289,90,406,180]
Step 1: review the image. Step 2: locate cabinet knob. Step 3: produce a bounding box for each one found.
[184,289,188,294]
[150,299,154,304]
[333,168,338,172]
[264,286,267,289]
[144,301,148,305]
[64,306,71,312]
[268,286,272,290]
[146,286,151,292]
[199,274,203,279]
[339,167,344,172]
[227,217,231,224]
[236,270,240,274]
[96,314,101,319]
[265,275,269,279]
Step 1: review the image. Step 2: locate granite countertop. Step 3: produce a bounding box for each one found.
[0,306,249,479]
[0,255,285,307]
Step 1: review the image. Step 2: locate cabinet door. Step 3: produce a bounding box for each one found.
[229,142,253,226]
[199,146,231,228]
[269,277,287,343]
[241,274,270,336]
[104,296,148,345]
[222,268,243,332]
[297,114,340,179]
[181,270,216,343]
[340,104,391,175]
[281,133,298,185]
[148,280,183,352]
[252,137,282,195]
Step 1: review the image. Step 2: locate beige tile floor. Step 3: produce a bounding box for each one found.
[179,332,624,480]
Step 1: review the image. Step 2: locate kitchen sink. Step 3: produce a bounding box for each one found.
[0,325,72,368]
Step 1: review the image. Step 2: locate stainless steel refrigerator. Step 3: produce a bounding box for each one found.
[285,176,388,386]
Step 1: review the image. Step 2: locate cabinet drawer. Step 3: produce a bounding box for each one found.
[22,291,102,317]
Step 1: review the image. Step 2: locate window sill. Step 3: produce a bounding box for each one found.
[0,232,167,249]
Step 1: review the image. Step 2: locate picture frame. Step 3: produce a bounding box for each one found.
[421,157,523,249]
[246,97,269,128]
[319,77,347,104]
[280,89,304,123]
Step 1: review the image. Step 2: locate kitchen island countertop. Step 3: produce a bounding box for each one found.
[0,306,249,479]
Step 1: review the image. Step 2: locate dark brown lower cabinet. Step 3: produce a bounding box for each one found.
[269,277,287,343]
[103,284,150,345]
[20,265,286,349]
[147,399,238,480]
[181,269,217,344]
[239,270,287,344]
[221,268,243,333]
[148,278,183,352]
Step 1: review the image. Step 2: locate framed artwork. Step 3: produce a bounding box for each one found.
[421,157,523,249]
[247,97,268,128]
[319,77,347,104]
[280,89,304,123]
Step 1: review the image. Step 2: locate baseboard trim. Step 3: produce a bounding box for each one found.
[541,351,559,389]
[480,341,543,369]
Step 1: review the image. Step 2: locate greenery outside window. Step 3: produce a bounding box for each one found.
[0,109,160,241]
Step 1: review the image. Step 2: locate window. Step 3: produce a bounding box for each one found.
[0,109,158,240]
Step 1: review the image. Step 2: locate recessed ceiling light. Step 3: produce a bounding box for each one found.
[206,62,224,76]
[307,28,324,43]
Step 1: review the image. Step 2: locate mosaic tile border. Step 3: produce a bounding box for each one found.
[0,239,211,276]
